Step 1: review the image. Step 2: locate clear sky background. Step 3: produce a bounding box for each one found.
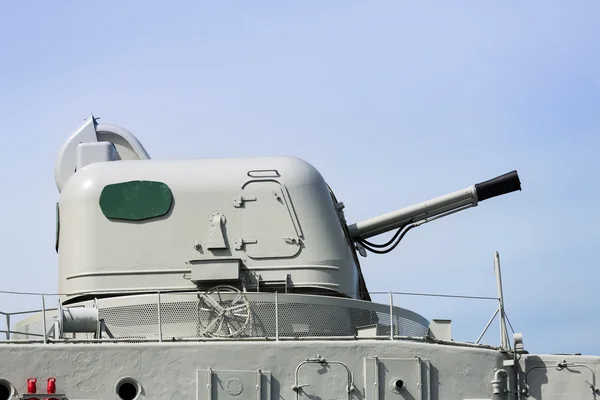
[0,1,599,355]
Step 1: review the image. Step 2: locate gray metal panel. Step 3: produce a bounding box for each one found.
[522,355,598,400]
[0,340,523,400]
[191,259,241,282]
[196,369,271,400]
[237,180,302,259]
[364,357,430,400]
[295,358,356,400]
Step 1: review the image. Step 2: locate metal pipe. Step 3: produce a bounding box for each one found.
[349,186,477,239]
[275,292,279,341]
[494,252,510,350]
[157,291,162,343]
[0,335,504,347]
[0,330,45,337]
[1,308,58,316]
[476,309,499,344]
[41,294,47,344]
[492,369,509,399]
[389,291,394,340]
[0,339,47,344]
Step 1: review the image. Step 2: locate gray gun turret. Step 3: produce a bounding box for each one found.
[54,115,521,303]
[2,113,598,400]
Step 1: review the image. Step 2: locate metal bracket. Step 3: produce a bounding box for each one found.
[256,369,263,400]
[207,212,228,250]
[206,368,213,400]
[285,274,292,293]
[355,242,367,257]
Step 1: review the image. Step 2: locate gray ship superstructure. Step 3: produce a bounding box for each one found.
[0,115,597,400]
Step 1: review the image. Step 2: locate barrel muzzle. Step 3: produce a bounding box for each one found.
[474,170,521,202]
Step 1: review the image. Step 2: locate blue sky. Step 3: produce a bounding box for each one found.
[1,1,599,355]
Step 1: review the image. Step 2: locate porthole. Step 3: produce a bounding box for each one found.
[393,379,404,390]
[116,377,140,400]
[0,379,14,400]
[390,377,405,393]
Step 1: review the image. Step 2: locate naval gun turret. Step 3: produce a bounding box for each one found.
[54,115,521,307]
[6,115,600,400]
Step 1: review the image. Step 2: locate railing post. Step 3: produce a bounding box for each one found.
[494,251,509,350]
[389,291,394,340]
[275,291,279,341]
[157,291,162,343]
[41,294,47,344]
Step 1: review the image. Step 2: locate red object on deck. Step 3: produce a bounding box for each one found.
[27,378,40,400]
[47,377,59,400]
[27,378,37,393]
[47,377,56,393]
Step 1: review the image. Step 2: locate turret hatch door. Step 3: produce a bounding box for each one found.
[236,180,302,259]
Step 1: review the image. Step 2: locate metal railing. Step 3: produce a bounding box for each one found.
[0,288,512,349]
[0,306,58,341]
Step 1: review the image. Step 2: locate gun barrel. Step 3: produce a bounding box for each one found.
[348,170,521,240]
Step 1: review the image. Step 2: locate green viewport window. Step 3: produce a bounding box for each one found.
[99,180,173,221]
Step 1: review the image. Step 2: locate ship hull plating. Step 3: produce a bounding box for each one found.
[0,340,598,399]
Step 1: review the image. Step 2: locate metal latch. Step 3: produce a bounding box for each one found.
[282,237,302,246]
[232,196,257,208]
[291,383,310,392]
[234,238,257,250]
